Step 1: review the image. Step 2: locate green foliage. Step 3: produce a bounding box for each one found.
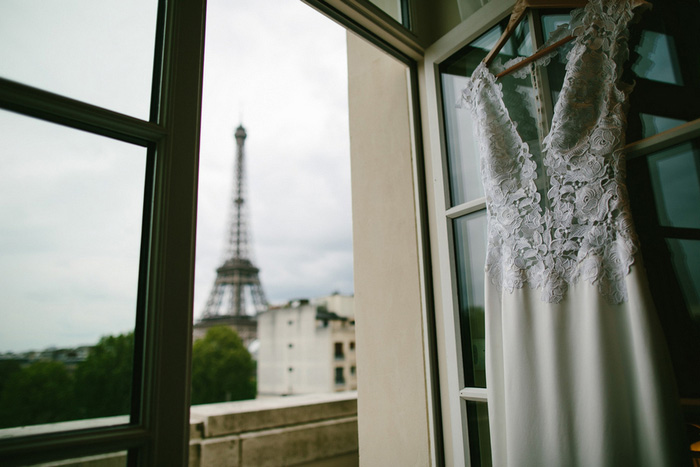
[0,361,75,428]
[74,332,134,418]
[191,326,256,404]
[0,327,256,429]
[0,332,134,429]
[0,359,22,395]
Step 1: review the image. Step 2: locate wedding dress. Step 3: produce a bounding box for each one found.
[461,0,687,464]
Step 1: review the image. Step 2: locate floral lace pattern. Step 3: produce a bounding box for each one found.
[460,0,649,304]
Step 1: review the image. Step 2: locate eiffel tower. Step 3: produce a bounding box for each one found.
[196,125,267,346]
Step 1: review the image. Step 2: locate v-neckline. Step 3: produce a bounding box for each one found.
[473,12,585,162]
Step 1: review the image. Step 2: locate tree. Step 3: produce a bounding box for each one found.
[0,359,22,395]
[0,361,75,428]
[74,332,134,418]
[191,326,256,404]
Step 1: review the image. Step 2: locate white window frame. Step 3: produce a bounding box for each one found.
[422,0,700,463]
[422,1,533,464]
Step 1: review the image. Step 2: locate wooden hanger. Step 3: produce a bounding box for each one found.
[484,0,588,78]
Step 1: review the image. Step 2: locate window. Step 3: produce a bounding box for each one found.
[334,342,344,360]
[0,0,206,464]
[425,1,700,464]
[335,367,345,385]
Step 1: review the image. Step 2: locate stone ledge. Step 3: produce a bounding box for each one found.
[239,416,358,466]
[190,391,357,438]
[3,393,358,467]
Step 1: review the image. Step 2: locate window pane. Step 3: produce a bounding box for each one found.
[0,0,158,119]
[632,31,684,86]
[625,1,700,141]
[541,14,571,40]
[666,239,700,323]
[440,20,532,206]
[647,141,700,229]
[466,400,492,467]
[365,0,406,26]
[639,114,688,139]
[453,211,487,388]
[0,110,145,433]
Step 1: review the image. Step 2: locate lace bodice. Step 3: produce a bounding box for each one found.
[461,0,649,304]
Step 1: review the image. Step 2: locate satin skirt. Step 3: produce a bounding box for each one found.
[485,261,687,466]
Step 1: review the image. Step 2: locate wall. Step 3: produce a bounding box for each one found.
[346,31,433,466]
[258,306,335,395]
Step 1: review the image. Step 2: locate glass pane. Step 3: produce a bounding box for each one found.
[0,110,145,434]
[541,14,571,41]
[639,113,688,139]
[666,239,700,324]
[466,400,492,467]
[366,0,406,26]
[440,20,532,206]
[0,0,158,119]
[632,31,683,85]
[453,211,488,388]
[626,1,700,141]
[647,141,700,229]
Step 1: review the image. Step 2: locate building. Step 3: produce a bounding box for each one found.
[2,0,698,465]
[257,294,357,395]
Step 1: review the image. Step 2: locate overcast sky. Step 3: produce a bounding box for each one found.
[195,0,352,320]
[0,0,352,352]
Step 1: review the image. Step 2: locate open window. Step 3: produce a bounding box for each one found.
[423,0,700,464]
[0,1,206,464]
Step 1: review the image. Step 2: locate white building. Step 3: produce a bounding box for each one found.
[257,294,356,396]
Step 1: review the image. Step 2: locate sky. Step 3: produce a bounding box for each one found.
[0,0,352,352]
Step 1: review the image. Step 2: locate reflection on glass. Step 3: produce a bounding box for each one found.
[639,113,687,139]
[453,211,488,388]
[466,400,493,467]
[0,0,158,119]
[632,31,684,85]
[366,0,407,26]
[0,110,145,433]
[440,20,532,206]
[441,73,485,204]
[541,14,571,41]
[647,141,700,229]
[666,239,700,324]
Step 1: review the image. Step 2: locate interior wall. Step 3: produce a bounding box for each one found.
[346,31,433,465]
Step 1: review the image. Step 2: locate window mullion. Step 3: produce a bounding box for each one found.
[626,116,700,160]
[0,77,167,146]
[0,425,149,466]
[460,387,489,402]
[446,199,487,219]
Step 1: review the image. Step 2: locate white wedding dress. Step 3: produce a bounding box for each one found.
[461,0,687,465]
